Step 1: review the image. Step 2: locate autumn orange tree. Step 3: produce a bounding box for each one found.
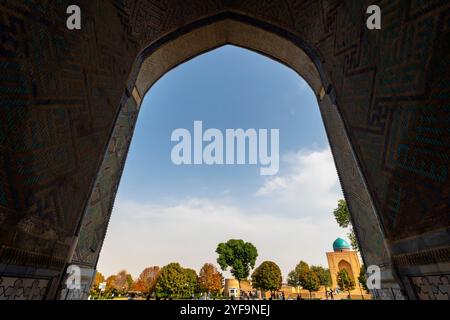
[198,263,223,296]
[105,270,133,295]
[105,275,117,296]
[92,271,105,288]
[89,272,105,299]
[105,275,117,291]
[132,266,161,295]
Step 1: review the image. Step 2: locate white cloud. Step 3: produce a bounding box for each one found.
[255,147,342,218]
[97,147,345,281]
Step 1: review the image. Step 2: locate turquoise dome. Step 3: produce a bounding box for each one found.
[333,237,351,251]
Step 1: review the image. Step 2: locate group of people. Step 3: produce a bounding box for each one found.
[325,288,344,299]
[237,288,342,300]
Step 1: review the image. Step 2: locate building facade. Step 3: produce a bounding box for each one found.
[327,238,362,291]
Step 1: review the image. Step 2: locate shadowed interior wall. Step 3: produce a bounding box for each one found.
[0,0,448,300]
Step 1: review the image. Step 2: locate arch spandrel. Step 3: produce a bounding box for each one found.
[134,19,322,99]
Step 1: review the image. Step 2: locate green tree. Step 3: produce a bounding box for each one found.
[358,265,369,293]
[155,263,188,298]
[183,268,200,298]
[348,231,358,251]
[126,274,133,291]
[287,270,298,287]
[333,199,351,227]
[333,199,359,251]
[310,265,331,288]
[216,239,258,284]
[337,269,355,298]
[287,261,310,288]
[302,270,320,298]
[251,261,282,294]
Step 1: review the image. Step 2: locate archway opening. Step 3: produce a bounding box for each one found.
[93,44,357,299]
[338,260,355,282]
[69,16,400,300]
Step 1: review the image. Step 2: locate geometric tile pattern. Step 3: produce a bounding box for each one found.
[0,276,49,300]
[318,92,399,295]
[72,92,140,267]
[370,287,406,300]
[409,274,450,300]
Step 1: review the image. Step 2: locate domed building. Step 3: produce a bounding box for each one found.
[326,237,362,292]
[333,237,351,252]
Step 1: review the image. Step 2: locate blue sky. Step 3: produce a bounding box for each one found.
[98,45,346,279]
